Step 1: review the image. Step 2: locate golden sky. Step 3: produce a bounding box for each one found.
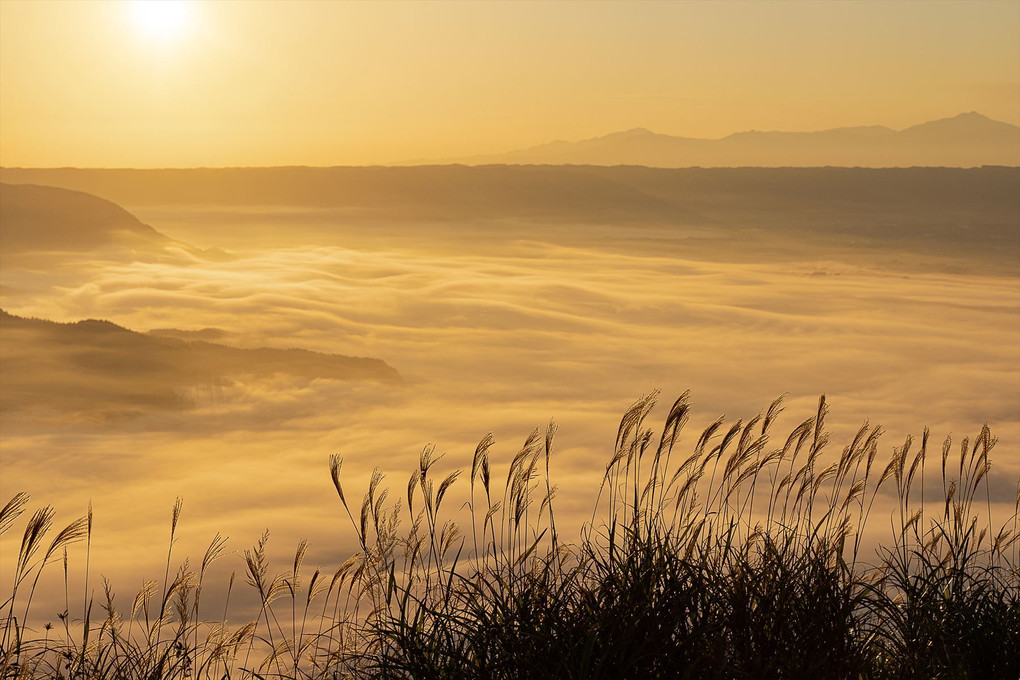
[1,0,1018,168]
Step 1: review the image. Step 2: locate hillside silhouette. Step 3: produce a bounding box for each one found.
[0,183,231,266]
[0,310,400,420]
[0,183,168,252]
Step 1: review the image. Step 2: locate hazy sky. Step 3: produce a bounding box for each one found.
[1,0,1019,167]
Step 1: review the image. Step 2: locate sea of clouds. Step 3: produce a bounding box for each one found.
[2,207,1017,621]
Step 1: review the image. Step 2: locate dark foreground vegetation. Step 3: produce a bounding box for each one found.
[3,393,1018,679]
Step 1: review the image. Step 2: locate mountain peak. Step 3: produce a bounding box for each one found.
[897,111,1019,140]
[616,127,654,136]
[935,111,997,125]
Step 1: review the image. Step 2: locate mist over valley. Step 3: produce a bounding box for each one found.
[1,168,1017,622]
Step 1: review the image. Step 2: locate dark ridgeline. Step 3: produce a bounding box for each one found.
[4,165,1018,275]
[0,310,400,419]
[0,182,167,253]
[3,166,1018,224]
[0,182,225,262]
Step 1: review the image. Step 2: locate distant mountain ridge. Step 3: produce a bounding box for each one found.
[1,167,1016,231]
[435,112,1020,168]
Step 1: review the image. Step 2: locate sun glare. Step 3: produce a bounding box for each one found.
[129,0,193,44]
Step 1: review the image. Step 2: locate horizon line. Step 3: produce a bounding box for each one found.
[3,111,1018,171]
[3,163,1020,172]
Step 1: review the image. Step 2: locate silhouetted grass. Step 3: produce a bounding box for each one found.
[2,392,1018,678]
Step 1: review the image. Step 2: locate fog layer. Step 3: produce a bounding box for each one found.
[1,169,1017,620]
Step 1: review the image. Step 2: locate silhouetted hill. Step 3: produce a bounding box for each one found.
[0,310,400,419]
[897,112,1019,144]
[0,183,167,252]
[441,113,1020,167]
[0,183,229,262]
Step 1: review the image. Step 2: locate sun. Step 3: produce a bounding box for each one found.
[129,0,194,44]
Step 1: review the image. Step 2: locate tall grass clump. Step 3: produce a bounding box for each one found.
[2,391,1018,678]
